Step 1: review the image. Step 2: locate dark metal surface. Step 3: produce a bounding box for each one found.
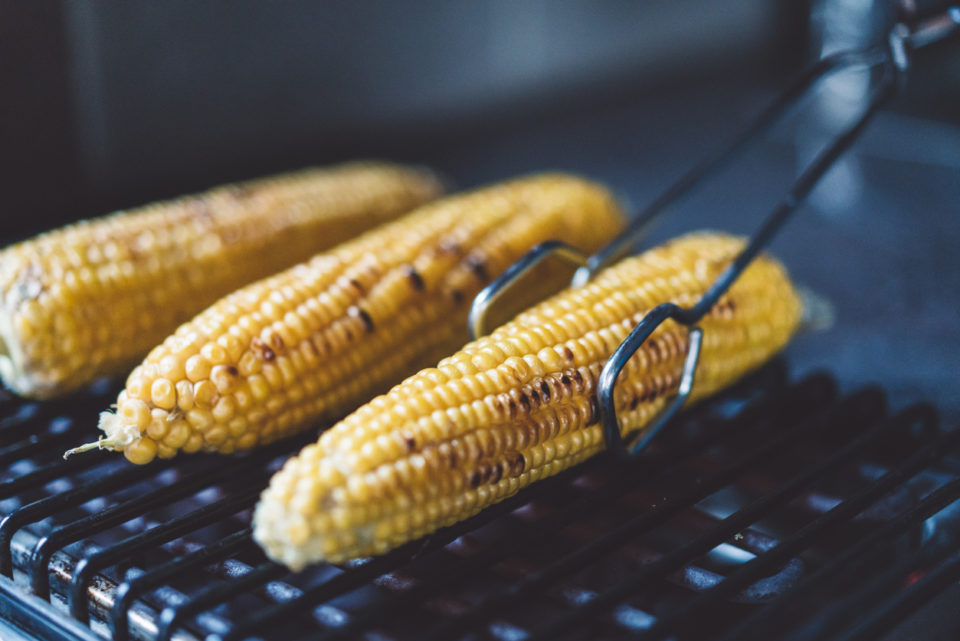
[2,363,960,641]
[0,577,99,641]
[0,10,957,639]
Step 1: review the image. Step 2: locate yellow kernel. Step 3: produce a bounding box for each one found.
[176,380,195,411]
[266,396,284,415]
[249,375,270,401]
[118,399,151,429]
[185,354,212,382]
[278,358,296,385]
[201,342,229,365]
[237,350,262,376]
[156,444,177,459]
[182,433,204,454]
[158,354,185,381]
[217,333,244,361]
[124,438,157,465]
[227,416,248,437]
[146,417,170,440]
[237,432,258,450]
[213,396,236,422]
[163,421,190,448]
[187,408,214,431]
[204,427,228,446]
[150,378,176,410]
[126,377,149,401]
[262,364,283,389]
[211,364,238,394]
[193,380,218,408]
[233,387,253,411]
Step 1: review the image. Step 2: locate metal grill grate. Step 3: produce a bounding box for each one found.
[2,362,959,641]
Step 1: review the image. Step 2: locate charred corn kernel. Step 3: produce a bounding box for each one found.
[83,174,625,464]
[0,162,442,398]
[253,232,803,568]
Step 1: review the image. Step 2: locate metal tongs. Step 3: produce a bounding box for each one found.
[469,7,960,459]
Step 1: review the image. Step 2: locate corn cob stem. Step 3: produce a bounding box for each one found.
[82,174,626,464]
[252,232,804,569]
[63,435,118,459]
[0,162,442,398]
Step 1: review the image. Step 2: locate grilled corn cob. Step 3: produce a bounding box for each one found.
[81,174,626,464]
[0,162,443,398]
[253,232,803,568]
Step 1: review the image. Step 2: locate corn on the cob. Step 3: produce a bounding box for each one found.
[252,232,803,569]
[81,174,626,464]
[0,162,443,399]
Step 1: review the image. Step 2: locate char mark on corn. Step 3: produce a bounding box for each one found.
[92,174,626,464]
[0,162,443,398]
[252,232,803,569]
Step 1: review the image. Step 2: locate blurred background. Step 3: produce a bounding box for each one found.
[1,0,959,418]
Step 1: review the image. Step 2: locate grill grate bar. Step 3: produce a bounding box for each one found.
[230,472,614,641]
[109,527,253,641]
[213,455,618,641]
[68,486,263,624]
[289,374,826,641]
[3,373,959,641]
[0,400,40,430]
[156,561,287,641]
[26,436,300,600]
[300,476,648,641]
[218,547,419,641]
[186,367,800,641]
[28,457,262,600]
[716,475,960,641]
[785,536,954,641]
[0,392,111,447]
[0,429,82,467]
[204,361,796,639]
[835,548,960,641]
[167,365,792,641]
[633,404,951,640]
[524,389,888,641]
[650,362,790,463]
[0,453,104,501]
[0,461,166,577]
[0,405,64,446]
[423,376,841,641]
[0,575,102,641]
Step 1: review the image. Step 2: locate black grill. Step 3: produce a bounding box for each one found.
[2,362,959,641]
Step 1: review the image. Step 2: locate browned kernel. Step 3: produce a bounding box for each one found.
[404,265,425,291]
[465,253,489,281]
[94,173,626,472]
[347,306,375,333]
[0,163,444,399]
[253,232,803,568]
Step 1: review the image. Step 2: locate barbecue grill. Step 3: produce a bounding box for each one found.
[3,3,960,641]
[3,365,960,641]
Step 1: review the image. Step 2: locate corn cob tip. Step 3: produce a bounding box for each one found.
[253,455,357,570]
[0,313,35,398]
[63,411,150,462]
[84,172,624,465]
[1,161,445,399]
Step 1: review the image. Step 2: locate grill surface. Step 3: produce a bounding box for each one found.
[2,361,959,641]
